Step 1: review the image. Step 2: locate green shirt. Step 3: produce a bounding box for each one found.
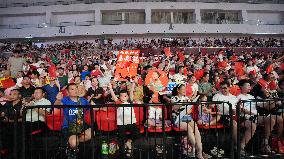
[58,76,68,89]
[198,82,213,96]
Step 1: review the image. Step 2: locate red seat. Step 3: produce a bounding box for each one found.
[172,126,186,132]
[84,109,96,126]
[96,108,117,131]
[46,108,64,131]
[197,123,224,129]
[31,129,43,135]
[134,106,145,133]
[148,126,172,132]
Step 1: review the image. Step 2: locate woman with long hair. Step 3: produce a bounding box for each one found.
[171,84,207,159]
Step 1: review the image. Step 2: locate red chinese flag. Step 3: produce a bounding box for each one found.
[194,69,204,80]
[268,81,277,90]
[178,51,185,62]
[1,78,16,89]
[266,64,273,74]
[48,65,57,78]
[218,61,227,69]
[234,62,245,76]
[164,47,171,57]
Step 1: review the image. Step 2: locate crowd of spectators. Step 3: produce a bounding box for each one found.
[0,37,283,159]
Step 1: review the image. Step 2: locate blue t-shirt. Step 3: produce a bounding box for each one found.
[43,84,59,104]
[61,96,89,129]
[81,71,91,80]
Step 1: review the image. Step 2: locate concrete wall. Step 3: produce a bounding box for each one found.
[0,2,283,39]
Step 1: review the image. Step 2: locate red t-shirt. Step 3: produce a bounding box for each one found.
[268,81,277,90]
[91,70,102,77]
[186,84,193,97]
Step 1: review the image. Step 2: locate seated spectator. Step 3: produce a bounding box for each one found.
[146,93,171,128]
[57,67,68,90]
[213,81,256,156]
[172,66,187,84]
[43,77,60,104]
[24,87,51,134]
[186,75,198,101]
[54,83,92,159]
[30,70,42,87]
[19,75,35,99]
[197,95,221,126]
[86,78,104,105]
[251,81,283,154]
[129,77,144,104]
[108,82,140,158]
[0,89,23,157]
[91,64,102,78]
[170,84,207,159]
[81,65,90,81]
[198,72,215,97]
[83,75,91,90]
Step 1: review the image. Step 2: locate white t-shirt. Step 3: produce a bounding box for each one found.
[212,93,238,115]
[191,83,199,95]
[237,93,257,115]
[148,107,162,119]
[173,73,186,84]
[16,77,23,87]
[117,102,137,125]
[25,98,51,122]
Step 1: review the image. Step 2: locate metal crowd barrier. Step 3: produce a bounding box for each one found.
[236,98,284,159]
[1,101,235,159]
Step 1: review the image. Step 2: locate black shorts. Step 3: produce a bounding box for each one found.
[238,115,258,123]
[219,115,231,126]
[62,123,90,141]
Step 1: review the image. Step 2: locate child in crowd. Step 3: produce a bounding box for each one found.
[108,82,139,158]
[197,95,221,127]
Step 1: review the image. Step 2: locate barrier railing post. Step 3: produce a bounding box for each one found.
[162,104,166,159]
[228,102,234,159]
[22,107,26,159]
[236,101,241,159]
[90,106,95,159]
